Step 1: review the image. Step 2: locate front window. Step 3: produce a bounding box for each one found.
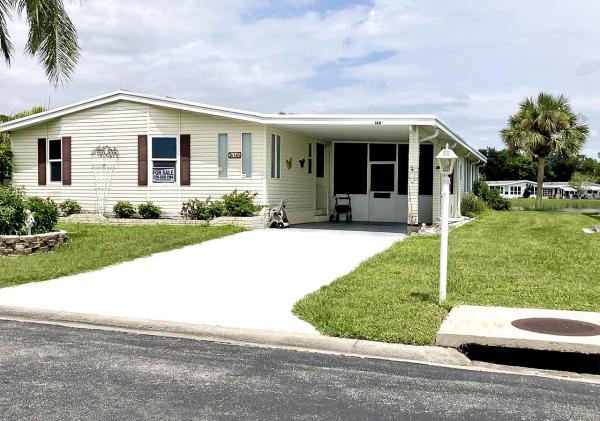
[48,139,62,182]
[152,137,177,183]
[510,186,522,195]
[271,134,281,179]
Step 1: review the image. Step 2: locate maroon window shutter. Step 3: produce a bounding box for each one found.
[62,136,72,185]
[138,135,148,186]
[37,138,46,185]
[180,134,191,186]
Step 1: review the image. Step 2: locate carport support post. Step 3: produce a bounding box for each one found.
[439,174,450,304]
[407,126,420,228]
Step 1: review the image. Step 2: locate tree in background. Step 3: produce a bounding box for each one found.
[500,93,589,210]
[569,171,595,197]
[479,147,538,181]
[0,106,46,183]
[0,0,80,84]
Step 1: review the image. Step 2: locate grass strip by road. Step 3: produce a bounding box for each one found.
[511,197,600,209]
[293,211,600,345]
[2,223,244,288]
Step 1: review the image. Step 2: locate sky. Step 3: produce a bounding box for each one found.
[1,0,599,157]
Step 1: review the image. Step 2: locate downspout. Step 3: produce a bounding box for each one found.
[421,128,439,143]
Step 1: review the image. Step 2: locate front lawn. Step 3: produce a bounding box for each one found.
[511,197,600,209]
[293,211,600,345]
[2,223,243,288]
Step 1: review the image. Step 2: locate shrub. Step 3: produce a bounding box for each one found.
[113,200,136,219]
[59,199,81,216]
[25,197,59,234]
[222,190,263,217]
[523,185,533,198]
[472,178,511,211]
[461,193,488,217]
[181,197,224,221]
[138,202,162,219]
[0,185,27,235]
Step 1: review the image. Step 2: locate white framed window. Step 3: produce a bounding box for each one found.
[151,136,178,184]
[48,139,62,183]
[510,186,522,196]
[242,133,252,177]
[218,133,228,177]
[271,133,281,178]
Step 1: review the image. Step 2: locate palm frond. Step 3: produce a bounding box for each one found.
[16,0,80,85]
[0,0,13,63]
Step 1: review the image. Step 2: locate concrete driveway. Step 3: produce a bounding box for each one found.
[0,225,404,334]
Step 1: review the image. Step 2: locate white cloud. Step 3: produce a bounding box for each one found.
[1,0,599,157]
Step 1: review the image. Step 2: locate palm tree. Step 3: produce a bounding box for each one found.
[0,0,80,84]
[500,93,589,210]
[0,106,46,184]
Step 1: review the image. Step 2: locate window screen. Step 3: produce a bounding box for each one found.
[316,143,324,178]
[152,137,177,159]
[218,133,228,177]
[371,163,395,192]
[334,143,367,194]
[397,144,408,195]
[48,139,62,182]
[419,144,433,195]
[242,133,252,177]
[369,143,396,161]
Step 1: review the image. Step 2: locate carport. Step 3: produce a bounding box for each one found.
[269,115,487,226]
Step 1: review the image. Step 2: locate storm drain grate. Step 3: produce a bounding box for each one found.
[511,317,600,337]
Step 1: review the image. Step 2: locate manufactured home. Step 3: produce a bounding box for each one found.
[0,91,486,226]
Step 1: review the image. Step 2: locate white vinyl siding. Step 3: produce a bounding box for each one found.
[266,126,330,223]
[10,100,266,216]
[242,133,252,177]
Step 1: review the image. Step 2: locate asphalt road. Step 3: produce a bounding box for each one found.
[0,320,598,421]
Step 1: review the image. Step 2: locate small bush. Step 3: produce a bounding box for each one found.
[138,202,162,219]
[113,200,136,219]
[181,197,224,221]
[472,178,511,211]
[25,197,59,234]
[461,193,488,217]
[59,199,81,216]
[523,185,533,198]
[222,190,263,217]
[0,185,27,235]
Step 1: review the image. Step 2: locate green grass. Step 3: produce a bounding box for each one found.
[511,197,600,209]
[293,211,600,345]
[1,223,244,288]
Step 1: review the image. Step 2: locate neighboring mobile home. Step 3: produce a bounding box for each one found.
[489,180,600,199]
[487,180,536,199]
[0,91,486,225]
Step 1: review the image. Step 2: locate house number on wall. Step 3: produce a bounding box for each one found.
[228,152,242,159]
[374,121,382,125]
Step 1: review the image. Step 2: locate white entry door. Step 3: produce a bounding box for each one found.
[368,162,396,222]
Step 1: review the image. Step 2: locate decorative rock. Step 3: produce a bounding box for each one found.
[0,231,69,257]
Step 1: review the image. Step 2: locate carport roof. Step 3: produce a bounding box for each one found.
[0,90,486,162]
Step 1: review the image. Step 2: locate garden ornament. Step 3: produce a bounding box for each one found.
[25,209,35,235]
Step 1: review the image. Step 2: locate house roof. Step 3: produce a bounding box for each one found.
[487,180,535,186]
[0,90,487,162]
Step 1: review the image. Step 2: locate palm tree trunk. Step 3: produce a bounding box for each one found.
[535,156,545,210]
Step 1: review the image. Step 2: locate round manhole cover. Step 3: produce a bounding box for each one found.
[511,318,600,337]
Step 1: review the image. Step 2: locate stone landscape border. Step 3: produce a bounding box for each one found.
[0,231,69,257]
[62,213,269,230]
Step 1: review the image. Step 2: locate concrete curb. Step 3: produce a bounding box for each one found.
[1,305,599,384]
[0,305,470,367]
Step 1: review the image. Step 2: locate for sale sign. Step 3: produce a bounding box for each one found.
[153,167,175,183]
